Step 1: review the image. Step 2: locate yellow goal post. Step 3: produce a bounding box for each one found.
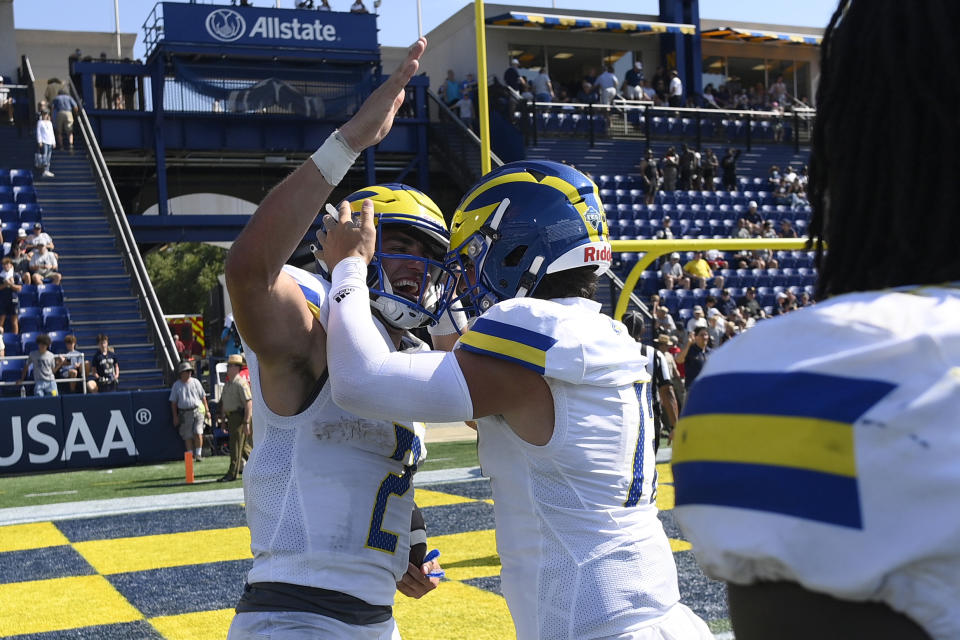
[609,238,815,321]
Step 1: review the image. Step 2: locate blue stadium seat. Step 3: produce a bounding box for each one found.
[615,204,632,220]
[646,203,659,218]
[603,203,617,219]
[658,190,675,206]
[2,333,20,356]
[597,175,612,189]
[0,203,16,224]
[13,186,36,205]
[10,170,33,186]
[675,191,690,206]
[700,191,718,206]
[18,203,41,224]
[804,285,816,296]
[628,189,644,204]
[45,330,68,355]
[0,169,9,186]
[20,331,39,354]
[600,188,615,205]
[638,271,659,296]
[678,308,693,322]
[614,189,630,205]
[726,287,743,299]
[18,284,38,308]
[631,204,647,219]
[18,306,42,333]
[37,284,63,307]
[0,186,12,204]
[0,358,21,396]
[42,306,70,332]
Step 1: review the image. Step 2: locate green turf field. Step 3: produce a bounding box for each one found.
[0,440,479,510]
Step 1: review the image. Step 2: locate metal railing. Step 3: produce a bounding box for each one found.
[426,90,503,190]
[70,84,180,378]
[1,351,89,395]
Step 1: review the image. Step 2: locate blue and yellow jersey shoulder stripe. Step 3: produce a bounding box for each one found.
[673,371,896,529]
[458,316,558,375]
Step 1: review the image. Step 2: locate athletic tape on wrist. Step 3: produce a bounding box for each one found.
[311,130,359,186]
[330,256,368,297]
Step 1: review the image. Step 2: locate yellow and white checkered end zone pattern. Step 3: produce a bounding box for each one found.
[0,463,720,639]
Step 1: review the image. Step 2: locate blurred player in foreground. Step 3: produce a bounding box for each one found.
[224,38,444,640]
[671,1,960,638]
[319,160,711,639]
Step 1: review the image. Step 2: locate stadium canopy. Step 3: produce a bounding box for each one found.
[700,26,822,46]
[485,11,696,36]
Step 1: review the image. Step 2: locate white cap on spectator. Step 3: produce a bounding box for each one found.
[748,200,758,209]
[17,228,26,237]
[511,58,519,65]
[693,305,704,314]
[706,249,719,260]
[670,252,680,259]
[777,291,788,299]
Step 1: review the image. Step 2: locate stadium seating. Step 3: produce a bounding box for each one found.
[37,284,63,307]
[1,332,20,356]
[17,306,43,333]
[42,306,70,332]
[20,331,39,354]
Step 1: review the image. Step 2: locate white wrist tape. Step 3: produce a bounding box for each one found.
[327,257,475,423]
[311,130,360,186]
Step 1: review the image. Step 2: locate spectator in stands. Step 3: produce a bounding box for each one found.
[28,243,60,285]
[656,334,686,415]
[455,91,474,131]
[575,80,596,104]
[760,220,778,238]
[350,1,368,13]
[741,200,762,234]
[738,286,765,321]
[295,0,314,8]
[0,76,13,125]
[684,250,723,290]
[662,147,679,192]
[218,353,253,482]
[36,110,56,178]
[19,333,60,396]
[640,79,657,102]
[769,74,788,106]
[701,148,718,189]
[706,308,725,347]
[88,333,119,392]
[639,149,660,203]
[678,144,695,190]
[595,65,619,105]
[668,69,683,107]
[623,61,644,100]
[170,360,211,463]
[651,66,667,103]
[95,53,114,109]
[778,218,798,238]
[439,69,461,106]
[318,0,331,9]
[29,223,54,250]
[654,304,678,337]
[220,314,242,358]
[656,215,674,240]
[686,305,708,334]
[661,252,689,290]
[531,66,554,103]
[702,85,720,109]
[51,88,78,150]
[0,257,22,334]
[798,291,814,307]
[718,288,737,317]
[676,326,710,390]
[55,334,86,393]
[721,148,741,191]
[9,241,31,281]
[120,60,137,111]
[504,58,522,93]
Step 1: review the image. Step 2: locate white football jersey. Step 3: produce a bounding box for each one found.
[240,265,427,607]
[673,285,960,640]
[459,296,685,639]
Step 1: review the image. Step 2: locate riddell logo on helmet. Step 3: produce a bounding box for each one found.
[583,246,612,262]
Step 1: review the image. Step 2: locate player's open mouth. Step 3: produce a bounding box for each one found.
[392,278,420,300]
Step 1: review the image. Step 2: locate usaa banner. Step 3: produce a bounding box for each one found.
[160,2,377,51]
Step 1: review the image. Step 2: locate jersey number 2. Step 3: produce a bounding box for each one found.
[365,423,422,554]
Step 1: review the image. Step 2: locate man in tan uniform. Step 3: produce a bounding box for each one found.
[218,354,252,482]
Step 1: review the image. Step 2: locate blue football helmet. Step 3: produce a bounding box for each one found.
[445,160,610,315]
[320,183,453,330]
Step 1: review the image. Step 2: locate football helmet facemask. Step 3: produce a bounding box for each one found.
[323,183,451,330]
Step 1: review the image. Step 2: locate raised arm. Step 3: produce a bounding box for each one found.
[224,38,427,363]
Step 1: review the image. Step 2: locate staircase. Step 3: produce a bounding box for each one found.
[36,148,166,390]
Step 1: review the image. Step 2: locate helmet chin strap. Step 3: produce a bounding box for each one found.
[515,255,545,298]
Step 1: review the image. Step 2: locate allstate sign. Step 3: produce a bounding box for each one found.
[161,2,377,52]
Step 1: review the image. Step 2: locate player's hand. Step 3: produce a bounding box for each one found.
[338,37,426,153]
[316,198,376,270]
[396,559,442,599]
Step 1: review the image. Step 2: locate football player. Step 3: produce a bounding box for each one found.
[225,39,447,640]
[669,1,960,639]
[319,160,712,639]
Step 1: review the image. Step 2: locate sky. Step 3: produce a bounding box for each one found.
[13,0,839,59]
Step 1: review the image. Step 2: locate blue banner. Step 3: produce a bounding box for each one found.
[0,392,180,474]
[161,2,377,52]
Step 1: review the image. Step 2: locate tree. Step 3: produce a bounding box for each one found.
[145,243,227,315]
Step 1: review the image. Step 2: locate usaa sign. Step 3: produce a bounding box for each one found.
[160,2,377,52]
[0,391,181,474]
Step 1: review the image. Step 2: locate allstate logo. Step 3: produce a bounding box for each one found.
[206,8,246,42]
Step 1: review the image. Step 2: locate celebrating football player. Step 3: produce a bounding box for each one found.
[224,38,447,640]
[319,160,712,639]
